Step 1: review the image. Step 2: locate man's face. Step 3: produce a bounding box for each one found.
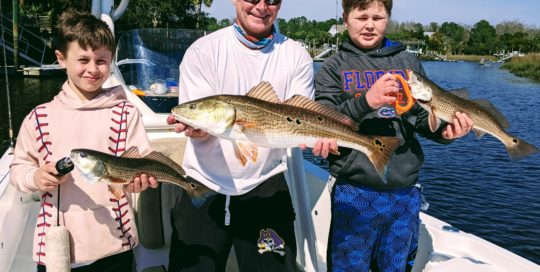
[344,2,389,50]
[233,0,281,38]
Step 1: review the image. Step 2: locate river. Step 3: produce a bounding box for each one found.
[1,61,540,264]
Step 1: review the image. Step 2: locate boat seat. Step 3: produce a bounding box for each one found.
[135,137,186,249]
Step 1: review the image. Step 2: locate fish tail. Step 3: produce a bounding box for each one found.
[369,136,401,179]
[506,135,539,161]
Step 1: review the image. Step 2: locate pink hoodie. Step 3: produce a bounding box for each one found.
[10,81,151,265]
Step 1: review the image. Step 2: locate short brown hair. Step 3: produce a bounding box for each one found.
[342,0,393,17]
[56,10,115,57]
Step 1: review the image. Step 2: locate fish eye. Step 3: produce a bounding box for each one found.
[189,104,196,110]
[190,183,197,189]
[80,152,88,158]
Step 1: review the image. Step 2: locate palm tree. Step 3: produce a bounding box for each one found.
[193,0,213,29]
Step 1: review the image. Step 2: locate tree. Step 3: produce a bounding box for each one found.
[115,0,199,31]
[440,22,465,54]
[495,20,525,36]
[386,19,400,34]
[426,31,445,53]
[465,20,496,55]
[7,0,92,27]
[428,22,439,32]
[192,0,213,29]
[413,23,424,39]
[508,32,529,52]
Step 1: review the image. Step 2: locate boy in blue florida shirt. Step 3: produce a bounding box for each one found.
[314,0,474,271]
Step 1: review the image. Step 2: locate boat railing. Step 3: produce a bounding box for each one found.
[0,12,52,66]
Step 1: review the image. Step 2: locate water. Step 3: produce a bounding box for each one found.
[418,62,540,265]
[1,61,540,264]
[0,76,63,152]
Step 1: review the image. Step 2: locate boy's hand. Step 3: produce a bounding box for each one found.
[124,173,159,193]
[299,139,340,159]
[33,163,69,191]
[442,111,474,139]
[166,114,208,138]
[366,73,400,109]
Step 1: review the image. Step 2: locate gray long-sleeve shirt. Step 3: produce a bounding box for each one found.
[315,38,452,189]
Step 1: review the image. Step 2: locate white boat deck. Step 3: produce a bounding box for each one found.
[2,139,539,271]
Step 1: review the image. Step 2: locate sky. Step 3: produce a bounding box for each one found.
[203,0,540,27]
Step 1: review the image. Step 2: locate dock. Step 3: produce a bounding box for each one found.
[22,64,65,77]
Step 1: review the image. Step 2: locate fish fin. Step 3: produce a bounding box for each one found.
[473,128,487,138]
[472,99,510,129]
[233,141,258,166]
[144,151,186,176]
[368,136,401,181]
[233,143,248,166]
[121,146,142,158]
[427,107,441,132]
[236,120,258,129]
[505,135,539,161]
[107,176,129,185]
[449,89,470,99]
[246,82,281,103]
[284,95,359,130]
[108,185,125,199]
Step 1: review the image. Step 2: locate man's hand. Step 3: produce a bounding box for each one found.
[33,163,69,191]
[124,173,159,193]
[166,114,208,138]
[300,139,340,159]
[366,73,400,109]
[442,111,474,139]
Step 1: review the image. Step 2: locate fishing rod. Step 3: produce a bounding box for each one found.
[1,17,15,153]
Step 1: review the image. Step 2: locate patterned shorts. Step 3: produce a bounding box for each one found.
[329,182,421,272]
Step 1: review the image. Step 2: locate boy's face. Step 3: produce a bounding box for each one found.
[55,41,112,101]
[233,0,280,39]
[344,2,389,50]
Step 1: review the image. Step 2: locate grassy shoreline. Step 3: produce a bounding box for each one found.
[500,54,540,81]
[445,54,497,62]
[423,53,540,81]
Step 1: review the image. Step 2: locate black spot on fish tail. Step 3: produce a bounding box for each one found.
[370,137,401,180]
[506,136,539,161]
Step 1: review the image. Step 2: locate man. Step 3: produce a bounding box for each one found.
[166,0,314,271]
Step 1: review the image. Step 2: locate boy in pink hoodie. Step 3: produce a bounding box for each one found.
[10,10,157,271]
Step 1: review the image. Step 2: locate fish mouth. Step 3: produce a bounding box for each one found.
[172,114,194,128]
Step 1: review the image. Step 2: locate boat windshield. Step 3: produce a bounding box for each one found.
[115,28,204,113]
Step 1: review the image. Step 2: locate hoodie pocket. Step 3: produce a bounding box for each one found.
[61,205,137,263]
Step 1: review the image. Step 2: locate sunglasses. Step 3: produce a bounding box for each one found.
[243,0,282,5]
